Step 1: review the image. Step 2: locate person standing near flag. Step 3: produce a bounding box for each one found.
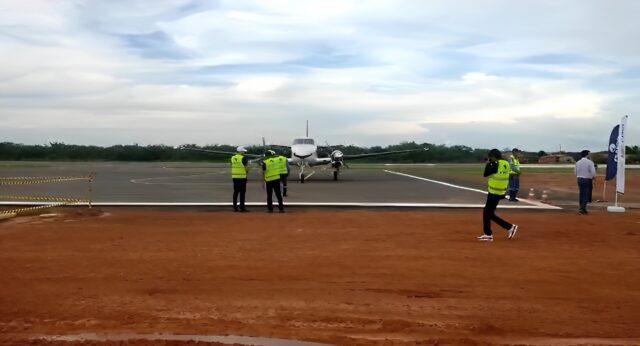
[575,150,596,215]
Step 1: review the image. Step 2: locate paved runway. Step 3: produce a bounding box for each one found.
[0,162,557,209]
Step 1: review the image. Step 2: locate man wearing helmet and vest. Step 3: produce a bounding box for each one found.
[276,153,290,197]
[262,150,285,213]
[478,149,519,242]
[507,148,522,202]
[231,146,250,212]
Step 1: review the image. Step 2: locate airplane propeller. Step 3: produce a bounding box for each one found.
[325,141,349,169]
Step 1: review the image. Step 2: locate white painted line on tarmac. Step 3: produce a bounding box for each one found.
[505,196,558,209]
[0,201,558,209]
[384,170,486,193]
[383,170,561,210]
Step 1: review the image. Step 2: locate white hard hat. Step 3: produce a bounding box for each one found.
[236,146,247,153]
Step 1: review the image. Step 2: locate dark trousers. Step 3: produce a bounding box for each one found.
[577,178,592,212]
[232,178,247,210]
[483,193,512,235]
[508,175,520,200]
[280,174,288,196]
[266,180,284,211]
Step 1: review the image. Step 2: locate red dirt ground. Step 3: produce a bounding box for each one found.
[1,209,640,346]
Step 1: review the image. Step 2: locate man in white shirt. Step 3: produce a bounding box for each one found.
[575,150,596,214]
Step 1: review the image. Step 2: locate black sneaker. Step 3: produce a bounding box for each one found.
[240,209,250,213]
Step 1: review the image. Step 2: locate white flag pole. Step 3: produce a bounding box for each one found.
[608,115,628,212]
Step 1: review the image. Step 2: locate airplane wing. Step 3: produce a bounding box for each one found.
[343,148,428,159]
[305,148,427,166]
[179,147,263,159]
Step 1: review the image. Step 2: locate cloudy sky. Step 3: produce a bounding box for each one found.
[0,0,637,151]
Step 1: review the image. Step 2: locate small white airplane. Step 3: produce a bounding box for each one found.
[181,121,426,183]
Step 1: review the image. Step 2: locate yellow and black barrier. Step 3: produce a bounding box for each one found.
[0,174,95,217]
[0,195,88,203]
[0,176,91,185]
[0,203,72,216]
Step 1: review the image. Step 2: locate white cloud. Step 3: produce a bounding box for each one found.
[352,120,428,136]
[234,76,289,94]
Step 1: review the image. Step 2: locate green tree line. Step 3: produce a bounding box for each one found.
[0,142,638,163]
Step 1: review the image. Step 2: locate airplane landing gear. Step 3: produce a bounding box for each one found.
[297,164,315,183]
[333,170,338,181]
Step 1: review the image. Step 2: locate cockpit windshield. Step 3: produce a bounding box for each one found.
[293,138,315,145]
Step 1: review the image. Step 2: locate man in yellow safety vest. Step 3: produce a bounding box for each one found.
[231,146,250,212]
[507,148,522,202]
[477,149,519,242]
[276,154,290,197]
[262,150,285,213]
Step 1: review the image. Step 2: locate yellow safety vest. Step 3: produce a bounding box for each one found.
[488,159,510,195]
[276,156,288,175]
[230,154,247,179]
[263,158,281,182]
[509,157,521,175]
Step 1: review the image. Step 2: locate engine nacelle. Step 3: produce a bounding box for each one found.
[330,150,344,167]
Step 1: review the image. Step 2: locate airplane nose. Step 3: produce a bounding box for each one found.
[294,151,312,159]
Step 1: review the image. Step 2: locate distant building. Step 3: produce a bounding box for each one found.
[538,155,575,164]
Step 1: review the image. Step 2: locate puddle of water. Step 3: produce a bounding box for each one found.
[41,333,333,346]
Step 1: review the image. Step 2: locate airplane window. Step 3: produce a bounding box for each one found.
[293,139,314,145]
